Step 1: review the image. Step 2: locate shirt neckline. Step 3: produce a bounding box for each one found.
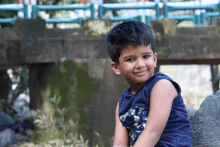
[122,73,160,98]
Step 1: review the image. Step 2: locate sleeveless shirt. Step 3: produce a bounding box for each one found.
[118,72,191,146]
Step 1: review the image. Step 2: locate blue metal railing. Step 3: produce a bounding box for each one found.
[98,2,161,24]
[0,4,28,25]
[0,2,220,26]
[32,4,95,25]
[163,2,220,25]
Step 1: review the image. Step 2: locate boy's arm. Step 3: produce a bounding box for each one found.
[133,79,178,147]
[113,102,130,147]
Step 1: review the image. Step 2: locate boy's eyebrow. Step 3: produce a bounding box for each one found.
[123,55,134,59]
[123,52,153,59]
[143,52,153,54]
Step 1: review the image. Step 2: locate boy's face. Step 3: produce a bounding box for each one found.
[111,44,157,86]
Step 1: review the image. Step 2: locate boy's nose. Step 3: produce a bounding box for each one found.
[135,59,145,68]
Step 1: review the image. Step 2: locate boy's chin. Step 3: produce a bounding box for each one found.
[137,82,145,85]
[125,76,149,85]
[129,80,147,85]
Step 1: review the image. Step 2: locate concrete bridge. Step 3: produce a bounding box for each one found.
[0,18,220,146]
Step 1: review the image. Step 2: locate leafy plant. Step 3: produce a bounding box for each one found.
[21,96,89,147]
[217,76,220,82]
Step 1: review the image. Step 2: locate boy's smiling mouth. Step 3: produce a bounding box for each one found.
[134,70,147,75]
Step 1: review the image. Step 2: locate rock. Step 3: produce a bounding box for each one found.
[0,111,35,146]
[0,129,17,147]
[214,89,220,96]
[0,112,15,125]
[185,106,197,120]
[190,90,220,147]
[21,118,35,130]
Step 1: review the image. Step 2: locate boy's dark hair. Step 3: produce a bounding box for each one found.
[105,21,156,64]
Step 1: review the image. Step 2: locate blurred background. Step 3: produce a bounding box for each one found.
[0,0,219,146]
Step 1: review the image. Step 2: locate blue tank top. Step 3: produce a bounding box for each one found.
[118,72,191,147]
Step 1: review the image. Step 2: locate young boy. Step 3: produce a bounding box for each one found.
[105,21,191,147]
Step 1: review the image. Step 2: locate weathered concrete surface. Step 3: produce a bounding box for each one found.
[0,19,220,66]
[176,27,216,35]
[151,19,220,63]
[165,35,220,59]
[190,90,220,147]
[66,39,107,59]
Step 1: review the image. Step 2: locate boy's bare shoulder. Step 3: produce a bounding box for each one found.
[152,79,178,99]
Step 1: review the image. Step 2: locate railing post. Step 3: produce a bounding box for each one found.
[98,4,103,18]
[137,15,142,22]
[31,0,37,19]
[218,2,220,16]
[144,0,150,24]
[155,3,160,19]
[200,0,206,25]
[79,18,83,26]
[163,3,168,18]
[195,14,200,26]
[201,12,206,25]
[194,0,200,26]
[90,3,95,19]
[145,16,151,24]
[137,0,143,22]
[23,0,29,19]
[32,5,37,19]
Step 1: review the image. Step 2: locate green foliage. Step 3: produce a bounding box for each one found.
[0,0,17,18]
[0,69,12,100]
[19,96,111,147]
[12,68,29,95]
[42,60,99,141]
[0,69,13,115]
[0,67,29,122]
[217,76,220,82]
[20,97,89,147]
[94,131,114,147]
[43,60,75,123]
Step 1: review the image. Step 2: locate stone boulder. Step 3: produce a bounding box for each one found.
[0,129,17,147]
[0,112,15,125]
[185,106,197,120]
[190,90,220,147]
[0,111,34,146]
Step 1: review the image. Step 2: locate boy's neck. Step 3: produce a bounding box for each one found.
[129,82,146,94]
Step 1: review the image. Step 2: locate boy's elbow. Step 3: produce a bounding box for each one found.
[113,140,129,147]
[149,129,162,139]
[149,130,162,145]
[113,144,129,147]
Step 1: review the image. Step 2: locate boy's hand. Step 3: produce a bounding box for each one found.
[113,103,130,147]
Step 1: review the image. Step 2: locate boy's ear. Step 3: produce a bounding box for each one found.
[154,53,157,67]
[111,62,121,75]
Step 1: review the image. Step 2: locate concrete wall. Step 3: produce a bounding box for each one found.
[0,19,220,66]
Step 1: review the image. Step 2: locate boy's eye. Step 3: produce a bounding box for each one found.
[127,58,134,61]
[143,55,149,58]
